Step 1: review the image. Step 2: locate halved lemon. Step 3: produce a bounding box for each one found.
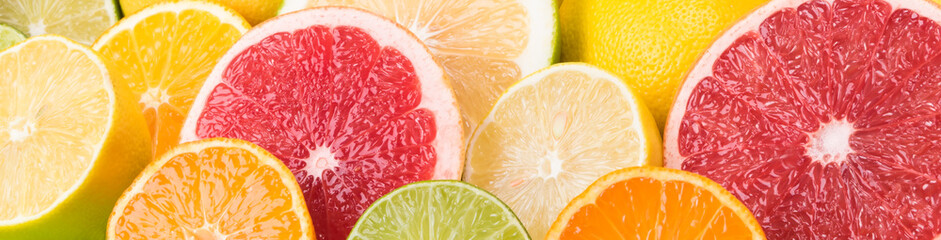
[107,138,314,239]
[282,0,558,134]
[463,63,661,239]
[0,35,151,238]
[93,1,250,157]
[546,167,765,240]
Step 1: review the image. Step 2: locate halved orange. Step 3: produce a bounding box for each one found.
[545,167,764,240]
[107,138,314,239]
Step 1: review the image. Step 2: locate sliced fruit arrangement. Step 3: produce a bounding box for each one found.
[107,138,314,239]
[560,0,768,128]
[664,0,941,238]
[288,0,557,134]
[349,181,529,240]
[93,1,250,157]
[0,24,25,50]
[0,35,151,238]
[119,0,281,25]
[0,0,119,45]
[180,7,464,240]
[545,167,765,240]
[464,63,661,239]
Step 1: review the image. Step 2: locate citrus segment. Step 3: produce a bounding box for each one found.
[0,35,151,238]
[107,138,314,240]
[545,167,765,240]
[120,0,282,25]
[0,24,25,50]
[349,181,529,240]
[291,0,557,134]
[0,0,119,45]
[180,7,464,240]
[664,0,941,238]
[93,1,250,157]
[464,63,661,240]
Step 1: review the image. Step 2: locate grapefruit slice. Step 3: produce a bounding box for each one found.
[664,0,941,238]
[180,7,464,240]
[545,167,765,240]
[107,138,314,239]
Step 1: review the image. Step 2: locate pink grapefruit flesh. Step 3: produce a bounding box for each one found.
[664,0,941,239]
[180,7,463,240]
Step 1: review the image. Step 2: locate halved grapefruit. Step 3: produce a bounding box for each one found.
[664,0,941,239]
[179,7,464,240]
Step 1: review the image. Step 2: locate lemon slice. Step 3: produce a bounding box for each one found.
[282,0,558,134]
[0,35,151,238]
[463,63,661,239]
[119,0,281,25]
[93,1,249,157]
[0,0,120,45]
[0,24,25,50]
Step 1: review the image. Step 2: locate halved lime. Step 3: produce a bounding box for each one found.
[0,24,25,49]
[0,0,119,45]
[349,181,530,240]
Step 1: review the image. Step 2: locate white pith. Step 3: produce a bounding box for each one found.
[805,119,855,165]
[302,145,338,179]
[179,7,464,180]
[664,0,941,169]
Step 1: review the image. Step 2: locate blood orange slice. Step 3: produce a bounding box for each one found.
[664,0,941,239]
[180,7,464,240]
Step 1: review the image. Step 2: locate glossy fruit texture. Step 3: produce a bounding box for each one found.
[0,0,119,45]
[180,8,463,240]
[120,0,280,25]
[664,0,941,238]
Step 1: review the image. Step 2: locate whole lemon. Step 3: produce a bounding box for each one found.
[560,0,768,129]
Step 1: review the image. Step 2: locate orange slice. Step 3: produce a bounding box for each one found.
[107,138,314,239]
[545,167,764,240]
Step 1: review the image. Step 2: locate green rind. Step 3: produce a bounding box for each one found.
[350,180,530,240]
[0,24,26,50]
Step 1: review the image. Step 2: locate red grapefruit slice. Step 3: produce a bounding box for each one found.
[179,7,464,240]
[664,0,941,239]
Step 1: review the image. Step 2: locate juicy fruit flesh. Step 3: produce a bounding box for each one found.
[0,39,110,221]
[111,146,308,239]
[0,24,25,49]
[467,69,643,240]
[311,0,529,133]
[349,181,528,240]
[94,7,246,157]
[675,0,941,238]
[195,25,439,240]
[120,0,280,25]
[0,0,116,45]
[558,177,755,239]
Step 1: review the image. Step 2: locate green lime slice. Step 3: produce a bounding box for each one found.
[350,181,530,240]
[0,0,119,45]
[0,24,25,50]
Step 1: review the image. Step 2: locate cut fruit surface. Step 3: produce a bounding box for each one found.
[545,167,765,240]
[0,24,25,50]
[284,0,557,134]
[120,0,282,25]
[93,1,250,157]
[349,181,529,240]
[180,7,464,240]
[664,0,941,238]
[107,138,314,240]
[0,0,119,45]
[464,63,661,240]
[0,35,151,238]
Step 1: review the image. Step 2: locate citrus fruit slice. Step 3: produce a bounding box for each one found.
[545,167,765,240]
[349,181,529,240]
[284,0,557,134]
[0,24,25,50]
[180,7,464,240]
[107,138,314,239]
[664,0,941,238]
[119,0,281,25]
[0,35,150,238]
[560,0,768,128]
[93,1,250,157]
[463,63,661,239]
[0,0,119,45]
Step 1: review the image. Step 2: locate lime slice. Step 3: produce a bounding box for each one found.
[0,0,120,45]
[349,181,530,240]
[0,24,25,50]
